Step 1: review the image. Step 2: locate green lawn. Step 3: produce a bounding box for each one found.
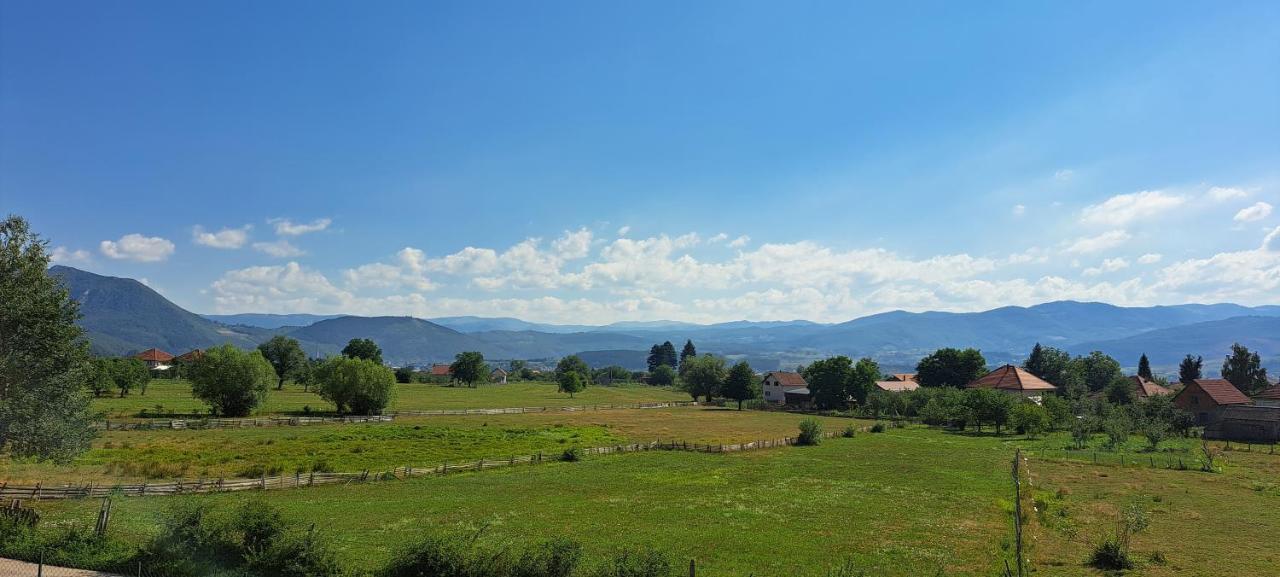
[16,419,1280,576]
[89,379,690,419]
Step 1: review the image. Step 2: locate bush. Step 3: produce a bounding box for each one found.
[1010,403,1051,438]
[1089,503,1149,571]
[841,424,857,438]
[561,447,584,462]
[797,418,823,445]
[233,500,285,553]
[315,356,396,415]
[1103,412,1132,450]
[869,422,886,433]
[589,548,674,577]
[244,525,343,577]
[383,534,583,577]
[1143,421,1169,451]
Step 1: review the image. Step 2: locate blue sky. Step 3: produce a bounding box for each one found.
[3,1,1278,323]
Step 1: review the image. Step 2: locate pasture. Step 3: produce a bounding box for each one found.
[89,379,690,418]
[15,418,1280,576]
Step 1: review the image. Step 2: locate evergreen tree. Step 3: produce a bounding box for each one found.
[646,344,663,373]
[1178,354,1203,384]
[0,215,96,462]
[1024,343,1046,377]
[1137,353,1153,381]
[679,340,697,369]
[722,361,758,410]
[1221,343,1269,394]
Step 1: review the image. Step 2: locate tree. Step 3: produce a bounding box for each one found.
[679,340,697,369]
[1073,351,1123,393]
[1221,343,1269,394]
[965,389,1014,433]
[680,354,726,402]
[341,338,383,365]
[314,355,396,414]
[87,359,113,398]
[648,365,677,387]
[722,361,758,410]
[0,215,96,461]
[110,357,150,398]
[257,335,308,390]
[1010,403,1051,438]
[1178,355,1203,384]
[188,344,274,417]
[394,366,416,384]
[450,351,487,388]
[804,356,854,410]
[916,348,987,388]
[660,341,678,371]
[1023,344,1078,392]
[646,345,663,373]
[1104,376,1136,405]
[849,357,880,407]
[557,371,586,398]
[1137,354,1153,381]
[509,360,527,378]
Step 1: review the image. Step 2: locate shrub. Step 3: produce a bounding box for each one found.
[841,424,857,438]
[561,447,584,462]
[1143,421,1168,452]
[244,525,343,577]
[1010,403,1051,438]
[1088,502,1149,571]
[514,537,582,577]
[1103,412,1132,450]
[233,500,285,553]
[797,418,823,445]
[869,422,886,433]
[589,548,674,577]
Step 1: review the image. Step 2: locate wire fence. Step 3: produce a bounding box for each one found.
[97,401,701,431]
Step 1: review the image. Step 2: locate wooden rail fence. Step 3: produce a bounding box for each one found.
[1,426,848,500]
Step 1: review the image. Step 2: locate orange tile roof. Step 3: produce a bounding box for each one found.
[875,380,919,392]
[1131,376,1172,398]
[134,348,174,362]
[430,364,452,376]
[763,371,807,387]
[890,373,917,382]
[966,364,1056,392]
[1189,379,1251,405]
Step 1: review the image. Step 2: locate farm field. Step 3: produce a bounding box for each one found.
[0,408,862,483]
[26,425,1280,576]
[89,379,690,418]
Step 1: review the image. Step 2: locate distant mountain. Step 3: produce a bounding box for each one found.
[575,350,650,370]
[1071,316,1280,371]
[202,313,343,329]
[49,266,261,356]
[285,316,510,364]
[470,330,652,359]
[428,316,595,334]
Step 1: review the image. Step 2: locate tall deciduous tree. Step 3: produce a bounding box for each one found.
[1221,343,1269,394]
[555,355,592,398]
[0,215,96,461]
[257,335,308,390]
[721,361,758,410]
[1178,354,1203,384]
[915,348,987,388]
[341,338,383,365]
[679,340,697,369]
[315,355,396,414]
[557,371,586,398]
[679,354,726,402]
[189,344,275,417]
[1022,344,1078,393]
[110,357,150,398]
[1137,354,1153,381]
[1072,351,1123,393]
[450,351,487,388]
[849,357,881,407]
[804,356,855,410]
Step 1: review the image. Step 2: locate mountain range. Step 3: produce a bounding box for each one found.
[49,265,1280,374]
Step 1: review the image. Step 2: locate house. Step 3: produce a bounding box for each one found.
[1129,376,1172,398]
[888,373,917,383]
[491,367,508,384]
[761,371,808,403]
[1173,379,1252,425]
[429,364,451,377]
[175,349,204,363]
[134,348,174,370]
[1252,385,1280,408]
[783,387,812,408]
[966,364,1056,401]
[1203,405,1280,443]
[875,380,919,392]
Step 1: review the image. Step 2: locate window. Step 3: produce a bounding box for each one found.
[1191,395,1199,406]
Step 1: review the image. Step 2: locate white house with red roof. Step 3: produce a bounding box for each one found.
[761,371,808,403]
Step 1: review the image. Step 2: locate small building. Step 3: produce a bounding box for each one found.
[1252,385,1280,408]
[1130,376,1172,398]
[761,371,808,403]
[1173,379,1252,425]
[875,380,919,393]
[429,364,452,377]
[966,364,1056,402]
[491,367,508,384]
[175,349,204,363]
[134,348,174,370]
[888,373,917,383]
[1203,405,1280,443]
[783,387,812,408]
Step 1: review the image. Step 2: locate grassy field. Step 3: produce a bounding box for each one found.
[1,408,860,483]
[23,424,1280,576]
[89,379,690,418]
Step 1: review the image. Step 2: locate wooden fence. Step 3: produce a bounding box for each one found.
[0,426,847,501]
[98,401,701,431]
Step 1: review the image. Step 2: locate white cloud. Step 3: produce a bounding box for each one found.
[427,247,500,275]
[708,233,729,244]
[1264,226,1280,252]
[1063,230,1131,254]
[212,262,354,313]
[617,225,630,237]
[727,235,750,249]
[99,234,175,262]
[551,228,593,259]
[270,218,332,236]
[1083,257,1129,276]
[1080,190,1186,227]
[343,247,436,291]
[50,246,92,265]
[192,225,251,249]
[1234,202,1273,223]
[253,240,306,258]
[1138,253,1163,265]
[1012,204,1026,217]
[1053,169,1074,182]
[1208,186,1248,202]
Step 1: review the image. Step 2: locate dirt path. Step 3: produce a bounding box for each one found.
[0,558,125,577]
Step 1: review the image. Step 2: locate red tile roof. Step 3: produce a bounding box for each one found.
[876,380,919,392]
[763,371,807,387]
[967,365,1056,392]
[1189,379,1252,405]
[1131,376,1172,398]
[134,348,174,362]
[890,373,917,382]
[429,364,452,376]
